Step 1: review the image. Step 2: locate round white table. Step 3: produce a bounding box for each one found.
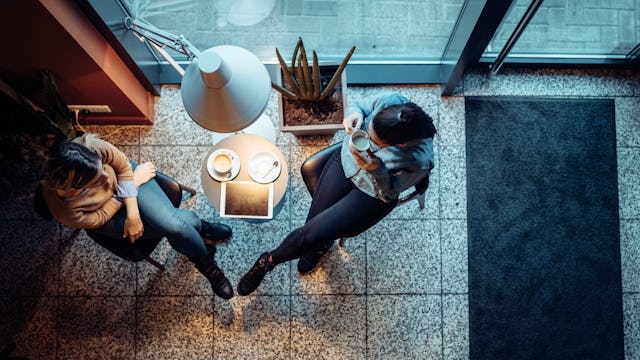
[200,133,288,215]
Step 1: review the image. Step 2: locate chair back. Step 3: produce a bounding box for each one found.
[301,142,342,196]
[154,171,184,207]
[85,229,162,262]
[397,173,430,207]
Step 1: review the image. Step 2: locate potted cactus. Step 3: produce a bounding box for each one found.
[273,37,355,136]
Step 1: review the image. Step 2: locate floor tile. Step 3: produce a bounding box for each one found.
[438,96,465,146]
[263,92,294,147]
[367,295,442,360]
[617,147,640,219]
[137,296,213,359]
[367,220,440,294]
[213,295,290,359]
[443,294,469,360]
[154,86,186,122]
[58,296,135,359]
[387,166,439,220]
[291,232,367,295]
[621,220,640,292]
[288,133,340,148]
[140,145,211,191]
[116,145,140,163]
[399,85,444,124]
[464,68,638,97]
[82,125,141,145]
[615,97,640,147]
[141,104,213,146]
[1,183,47,221]
[441,220,468,293]
[287,181,313,221]
[624,293,640,360]
[288,143,334,220]
[0,220,59,296]
[59,231,136,296]
[178,190,219,219]
[291,295,366,360]
[0,296,57,359]
[219,220,293,296]
[345,85,443,126]
[136,240,210,296]
[439,145,467,219]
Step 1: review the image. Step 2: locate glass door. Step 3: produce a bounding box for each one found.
[483,0,639,64]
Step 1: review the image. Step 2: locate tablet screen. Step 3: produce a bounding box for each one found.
[220,181,274,219]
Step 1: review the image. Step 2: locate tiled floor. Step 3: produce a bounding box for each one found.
[0,67,639,359]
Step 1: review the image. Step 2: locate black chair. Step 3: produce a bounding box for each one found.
[34,171,196,270]
[300,142,430,246]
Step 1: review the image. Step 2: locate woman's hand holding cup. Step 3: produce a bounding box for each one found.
[349,130,380,170]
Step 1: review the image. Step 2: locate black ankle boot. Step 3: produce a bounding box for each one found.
[200,220,232,242]
[237,252,274,296]
[194,248,233,299]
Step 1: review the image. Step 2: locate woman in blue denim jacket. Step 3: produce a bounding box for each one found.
[237,92,436,295]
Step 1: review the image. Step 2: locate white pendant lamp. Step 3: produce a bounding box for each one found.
[180,45,271,133]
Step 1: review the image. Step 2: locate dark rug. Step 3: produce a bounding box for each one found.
[465,97,623,359]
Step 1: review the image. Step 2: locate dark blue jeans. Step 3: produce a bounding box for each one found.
[270,148,397,264]
[92,162,208,260]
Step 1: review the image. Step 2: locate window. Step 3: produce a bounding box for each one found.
[79,0,639,92]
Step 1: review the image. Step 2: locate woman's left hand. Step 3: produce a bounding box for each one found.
[124,215,144,243]
[351,148,381,171]
[134,162,156,187]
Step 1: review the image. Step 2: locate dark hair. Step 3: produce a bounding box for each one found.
[47,140,101,189]
[371,102,436,145]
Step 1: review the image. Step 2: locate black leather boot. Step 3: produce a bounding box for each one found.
[237,252,274,296]
[194,247,233,299]
[201,220,232,242]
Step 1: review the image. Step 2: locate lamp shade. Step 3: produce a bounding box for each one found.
[181,45,271,132]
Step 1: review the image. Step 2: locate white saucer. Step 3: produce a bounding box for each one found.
[248,151,281,183]
[207,149,240,182]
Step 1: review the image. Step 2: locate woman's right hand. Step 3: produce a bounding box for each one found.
[124,214,144,243]
[343,112,363,134]
[133,162,156,187]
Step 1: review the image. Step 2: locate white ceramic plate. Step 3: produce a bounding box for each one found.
[248,151,281,183]
[207,149,240,182]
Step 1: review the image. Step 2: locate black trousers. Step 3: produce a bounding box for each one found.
[270,148,397,264]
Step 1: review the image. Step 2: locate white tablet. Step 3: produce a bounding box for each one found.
[220,181,274,219]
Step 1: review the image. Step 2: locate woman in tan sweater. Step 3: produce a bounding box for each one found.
[41,134,234,299]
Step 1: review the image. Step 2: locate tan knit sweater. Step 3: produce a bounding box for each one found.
[41,134,134,229]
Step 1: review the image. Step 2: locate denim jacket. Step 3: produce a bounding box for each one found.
[341,92,434,202]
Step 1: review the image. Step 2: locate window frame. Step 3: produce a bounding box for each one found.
[75,0,640,97]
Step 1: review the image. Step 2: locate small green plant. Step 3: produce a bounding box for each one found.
[272,37,355,101]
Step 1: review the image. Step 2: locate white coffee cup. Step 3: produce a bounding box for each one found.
[349,129,371,152]
[213,153,232,174]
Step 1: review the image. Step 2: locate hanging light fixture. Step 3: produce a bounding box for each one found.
[124,17,271,134]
